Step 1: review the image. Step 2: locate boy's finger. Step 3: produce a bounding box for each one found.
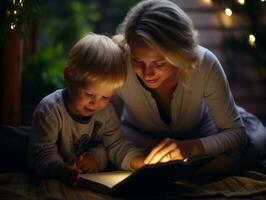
[68,159,77,166]
[76,154,84,164]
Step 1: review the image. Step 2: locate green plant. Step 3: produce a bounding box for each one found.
[22,44,65,104]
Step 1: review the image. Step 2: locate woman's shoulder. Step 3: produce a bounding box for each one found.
[195,45,223,73]
[197,45,220,65]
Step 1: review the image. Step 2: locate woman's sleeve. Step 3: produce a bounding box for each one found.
[199,50,248,155]
[28,106,64,179]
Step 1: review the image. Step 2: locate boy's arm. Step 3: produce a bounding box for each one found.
[28,109,64,179]
[87,143,108,171]
[102,105,145,170]
[111,93,124,118]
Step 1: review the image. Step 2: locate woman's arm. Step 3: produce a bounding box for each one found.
[144,48,247,167]
[200,49,248,155]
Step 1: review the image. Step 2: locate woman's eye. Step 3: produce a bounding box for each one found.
[133,58,144,65]
[155,62,165,67]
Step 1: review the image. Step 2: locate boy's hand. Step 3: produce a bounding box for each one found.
[130,155,146,170]
[76,153,98,173]
[57,161,80,185]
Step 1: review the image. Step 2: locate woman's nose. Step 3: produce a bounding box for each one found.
[142,66,155,77]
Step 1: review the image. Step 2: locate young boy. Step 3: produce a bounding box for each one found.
[28,33,145,185]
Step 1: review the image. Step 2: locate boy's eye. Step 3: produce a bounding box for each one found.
[86,93,95,97]
[102,96,110,100]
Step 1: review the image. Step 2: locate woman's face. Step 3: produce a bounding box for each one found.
[130,38,178,89]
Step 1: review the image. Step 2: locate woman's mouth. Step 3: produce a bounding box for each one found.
[144,78,159,85]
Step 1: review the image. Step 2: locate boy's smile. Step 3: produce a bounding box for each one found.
[66,82,114,117]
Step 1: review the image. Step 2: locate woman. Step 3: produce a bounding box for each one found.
[112,0,266,174]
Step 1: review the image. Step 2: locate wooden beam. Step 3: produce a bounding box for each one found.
[0,29,22,126]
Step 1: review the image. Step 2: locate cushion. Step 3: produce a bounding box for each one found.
[0,125,30,172]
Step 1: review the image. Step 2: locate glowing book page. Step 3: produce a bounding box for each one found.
[79,171,132,188]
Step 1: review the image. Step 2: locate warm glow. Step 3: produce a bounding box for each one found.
[261,0,265,2]
[238,0,245,5]
[202,0,213,5]
[225,8,233,16]
[248,34,256,47]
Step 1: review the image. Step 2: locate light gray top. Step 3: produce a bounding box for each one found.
[28,89,142,179]
[112,46,248,155]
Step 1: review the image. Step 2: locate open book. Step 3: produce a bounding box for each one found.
[78,154,216,196]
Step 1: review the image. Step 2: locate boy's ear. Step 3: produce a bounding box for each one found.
[64,67,70,82]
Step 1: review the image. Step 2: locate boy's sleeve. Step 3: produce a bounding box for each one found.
[28,107,64,179]
[87,143,108,171]
[111,93,124,118]
[102,105,144,170]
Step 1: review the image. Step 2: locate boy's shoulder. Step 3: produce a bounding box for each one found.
[34,89,65,115]
[92,103,117,121]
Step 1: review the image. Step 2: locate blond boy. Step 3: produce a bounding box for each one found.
[28,33,144,184]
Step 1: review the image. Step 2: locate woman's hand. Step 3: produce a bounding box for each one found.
[144,137,205,165]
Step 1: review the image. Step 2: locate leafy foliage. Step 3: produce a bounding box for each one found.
[22,44,65,104]
[21,0,138,104]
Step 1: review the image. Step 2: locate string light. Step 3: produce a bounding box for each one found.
[213,0,266,50]
[237,0,245,5]
[10,23,16,30]
[248,34,256,47]
[225,8,233,16]
[7,0,24,30]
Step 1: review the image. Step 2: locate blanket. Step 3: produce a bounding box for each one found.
[1,171,266,200]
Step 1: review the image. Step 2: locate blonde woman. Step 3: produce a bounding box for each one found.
[112,0,266,174]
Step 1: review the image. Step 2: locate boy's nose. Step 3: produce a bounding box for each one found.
[89,99,100,108]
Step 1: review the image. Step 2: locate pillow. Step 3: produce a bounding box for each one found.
[0,125,30,172]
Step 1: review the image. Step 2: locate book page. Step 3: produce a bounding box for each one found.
[79,171,132,188]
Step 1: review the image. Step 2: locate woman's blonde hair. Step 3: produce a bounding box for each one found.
[65,33,126,89]
[118,0,199,87]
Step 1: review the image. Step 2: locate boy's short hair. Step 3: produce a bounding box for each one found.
[65,33,127,89]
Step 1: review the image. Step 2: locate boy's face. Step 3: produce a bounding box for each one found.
[67,82,114,117]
